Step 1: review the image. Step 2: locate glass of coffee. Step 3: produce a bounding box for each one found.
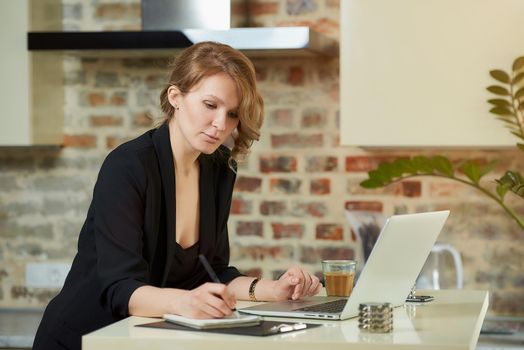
[322,260,357,297]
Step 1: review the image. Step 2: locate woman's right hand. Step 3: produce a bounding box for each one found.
[172,282,237,319]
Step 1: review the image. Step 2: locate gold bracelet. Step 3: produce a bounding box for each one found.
[249,278,260,302]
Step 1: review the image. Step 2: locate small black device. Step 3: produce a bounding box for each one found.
[406,295,434,303]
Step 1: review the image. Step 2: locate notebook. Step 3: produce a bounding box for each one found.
[240,210,450,320]
[163,313,261,329]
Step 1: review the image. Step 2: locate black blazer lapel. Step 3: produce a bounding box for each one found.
[152,123,177,285]
[198,154,217,260]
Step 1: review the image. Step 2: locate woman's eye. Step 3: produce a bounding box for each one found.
[228,111,239,119]
[204,102,216,109]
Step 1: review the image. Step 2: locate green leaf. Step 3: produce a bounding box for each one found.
[412,156,434,173]
[377,162,398,180]
[490,106,513,115]
[511,131,524,140]
[515,87,524,99]
[368,169,388,184]
[479,160,498,178]
[495,117,518,125]
[513,72,524,84]
[360,178,384,189]
[513,56,524,71]
[490,70,511,83]
[460,161,482,184]
[392,158,417,174]
[487,98,511,107]
[487,85,510,96]
[431,156,454,177]
[517,143,524,151]
[502,171,524,198]
[496,183,509,200]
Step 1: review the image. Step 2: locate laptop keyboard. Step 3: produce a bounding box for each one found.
[295,299,347,313]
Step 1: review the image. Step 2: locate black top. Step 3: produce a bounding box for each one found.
[33,123,241,350]
[167,242,207,289]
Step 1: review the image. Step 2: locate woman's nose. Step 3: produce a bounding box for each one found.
[212,112,227,130]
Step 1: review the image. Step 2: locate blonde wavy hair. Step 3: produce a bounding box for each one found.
[160,41,264,162]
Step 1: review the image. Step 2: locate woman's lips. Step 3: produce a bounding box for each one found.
[203,133,220,143]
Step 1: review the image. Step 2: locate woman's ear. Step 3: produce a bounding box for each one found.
[167,85,181,109]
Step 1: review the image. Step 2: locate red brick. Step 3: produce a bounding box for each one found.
[110,93,126,106]
[428,182,472,197]
[326,0,340,8]
[63,134,96,149]
[231,1,248,16]
[238,268,262,278]
[300,246,354,263]
[310,178,330,195]
[133,112,154,127]
[145,74,163,89]
[106,136,118,149]
[269,178,302,194]
[260,201,287,216]
[254,64,268,82]
[260,156,297,173]
[270,109,294,127]
[272,223,304,239]
[234,176,262,192]
[330,82,339,102]
[249,1,279,15]
[345,201,383,212]
[90,115,123,127]
[291,202,327,217]
[490,291,524,315]
[306,156,338,172]
[87,92,107,106]
[316,224,344,240]
[402,181,422,197]
[345,156,398,172]
[95,3,140,19]
[271,133,323,148]
[231,196,253,215]
[106,135,131,150]
[236,221,263,237]
[301,108,327,128]
[232,245,294,261]
[288,66,304,86]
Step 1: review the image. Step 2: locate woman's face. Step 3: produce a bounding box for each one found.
[168,72,240,155]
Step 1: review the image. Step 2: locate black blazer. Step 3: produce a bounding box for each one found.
[33,123,241,350]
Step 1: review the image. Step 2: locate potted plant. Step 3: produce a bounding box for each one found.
[360,56,524,230]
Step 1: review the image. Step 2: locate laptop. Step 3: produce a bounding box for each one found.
[240,210,450,320]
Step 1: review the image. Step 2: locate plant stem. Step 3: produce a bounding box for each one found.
[384,174,524,230]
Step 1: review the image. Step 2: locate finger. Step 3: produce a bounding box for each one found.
[307,276,321,296]
[301,270,313,295]
[292,278,303,300]
[198,299,229,319]
[219,287,237,310]
[202,283,236,315]
[206,294,234,317]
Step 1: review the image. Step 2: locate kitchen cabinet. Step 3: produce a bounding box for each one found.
[0,0,63,146]
[340,0,524,147]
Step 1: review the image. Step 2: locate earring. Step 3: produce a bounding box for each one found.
[175,105,180,111]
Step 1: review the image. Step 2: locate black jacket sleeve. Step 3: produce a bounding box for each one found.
[92,149,149,317]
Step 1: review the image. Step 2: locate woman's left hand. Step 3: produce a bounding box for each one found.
[272,266,322,301]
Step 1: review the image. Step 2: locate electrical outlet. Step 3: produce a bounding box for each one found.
[26,263,71,288]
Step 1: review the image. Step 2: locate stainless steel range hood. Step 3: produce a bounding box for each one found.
[27,0,338,57]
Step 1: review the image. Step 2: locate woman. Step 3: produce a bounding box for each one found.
[33,41,321,350]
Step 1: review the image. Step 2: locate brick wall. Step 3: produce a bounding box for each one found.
[0,0,523,316]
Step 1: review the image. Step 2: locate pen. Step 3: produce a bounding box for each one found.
[198,254,241,318]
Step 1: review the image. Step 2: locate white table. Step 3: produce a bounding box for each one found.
[83,289,489,350]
